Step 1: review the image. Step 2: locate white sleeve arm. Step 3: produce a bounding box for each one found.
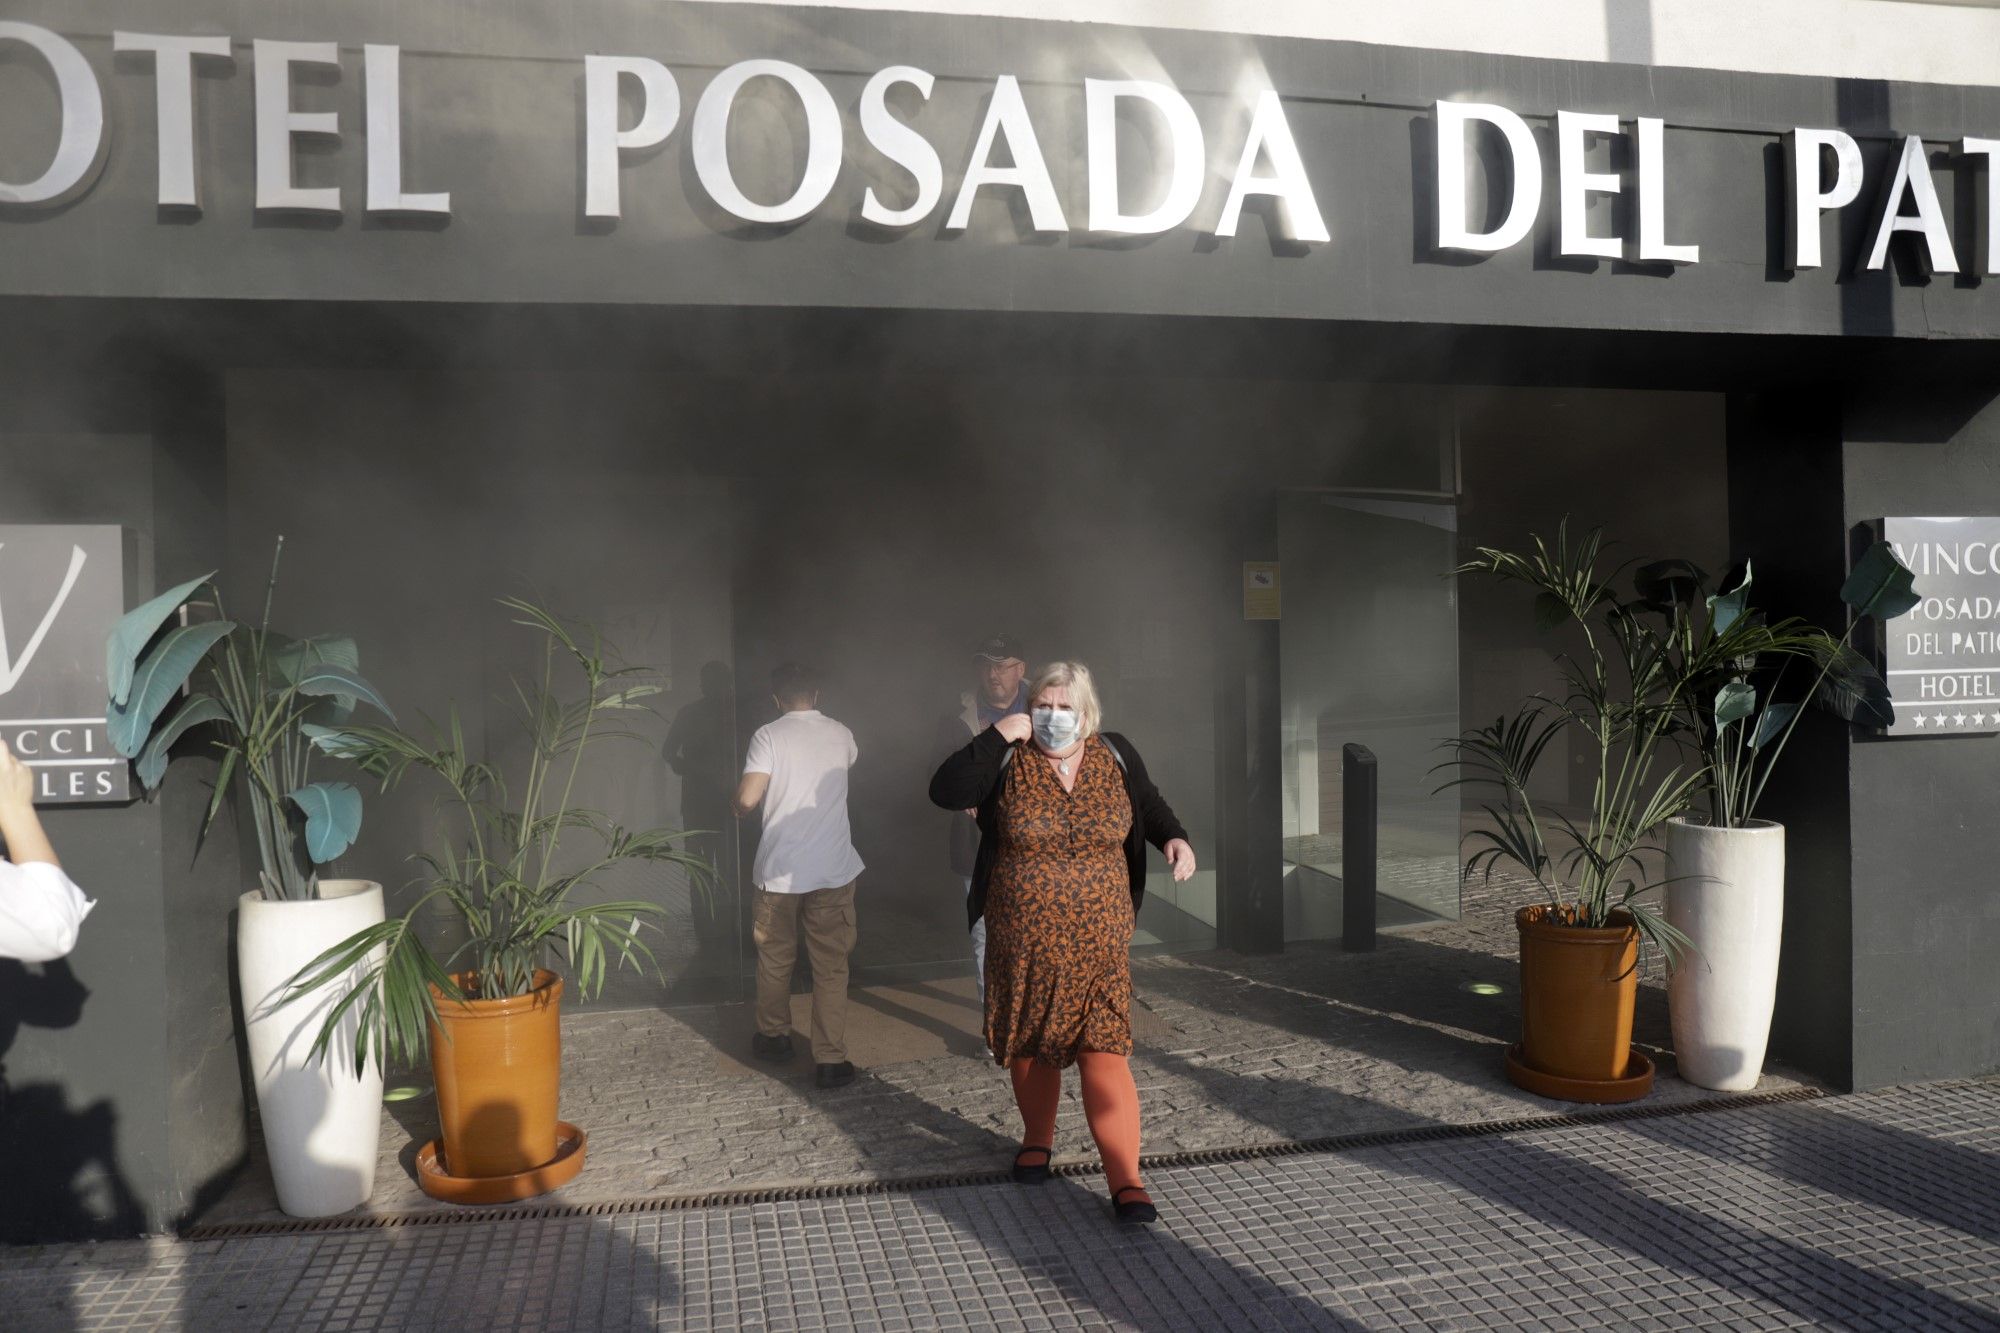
[0,860,96,963]
[742,725,774,776]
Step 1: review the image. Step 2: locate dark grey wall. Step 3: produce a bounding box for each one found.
[2,2,1998,337]
[1842,386,2000,1088]
[0,370,246,1242]
[1731,383,2000,1091]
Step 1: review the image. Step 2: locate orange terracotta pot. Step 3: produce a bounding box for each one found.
[1514,906,1640,1083]
[429,969,564,1179]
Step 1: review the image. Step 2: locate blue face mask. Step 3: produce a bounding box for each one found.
[1032,706,1081,751]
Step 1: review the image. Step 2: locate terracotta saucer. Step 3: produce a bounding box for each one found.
[416,1122,588,1205]
[1504,1046,1656,1104]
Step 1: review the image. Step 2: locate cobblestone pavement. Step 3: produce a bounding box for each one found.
[196,873,1813,1222]
[6,1078,1997,1331]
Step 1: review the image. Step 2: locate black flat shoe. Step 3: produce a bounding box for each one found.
[1111,1185,1158,1224]
[1011,1145,1054,1184]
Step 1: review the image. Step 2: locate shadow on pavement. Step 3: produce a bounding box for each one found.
[1173,1049,1994,1329]
[1623,1097,2000,1244]
[791,1061,1369,1332]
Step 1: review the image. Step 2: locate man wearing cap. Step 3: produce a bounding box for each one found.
[939,637,1028,1007]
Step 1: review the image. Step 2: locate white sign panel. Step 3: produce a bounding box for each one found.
[1882,515,2000,735]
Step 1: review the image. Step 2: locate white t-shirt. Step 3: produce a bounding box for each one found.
[0,859,94,962]
[744,709,865,894]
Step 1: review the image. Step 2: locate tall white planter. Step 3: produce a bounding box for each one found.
[238,879,386,1217]
[1664,818,1786,1092]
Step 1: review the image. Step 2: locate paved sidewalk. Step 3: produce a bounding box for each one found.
[196,874,1814,1223]
[6,1078,1998,1330]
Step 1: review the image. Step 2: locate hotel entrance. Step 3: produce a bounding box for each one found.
[694,372,1501,1003]
[560,367,1482,1006]
[4,299,1762,1236]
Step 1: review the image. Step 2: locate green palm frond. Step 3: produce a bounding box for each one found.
[277,598,719,1075]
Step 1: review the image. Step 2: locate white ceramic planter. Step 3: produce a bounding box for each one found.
[1664,817,1786,1092]
[237,879,386,1217]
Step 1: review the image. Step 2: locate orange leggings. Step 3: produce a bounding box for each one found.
[1009,1052,1143,1192]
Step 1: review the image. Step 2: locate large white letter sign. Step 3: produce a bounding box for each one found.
[1635,116,1699,264]
[1785,128,1863,269]
[1862,134,1958,274]
[692,60,842,225]
[253,39,341,213]
[1556,109,1622,259]
[583,55,679,220]
[364,45,449,215]
[1965,137,2000,276]
[859,65,942,227]
[1215,91,1326,243]
[1435,101,1540,253]
[1086,79,1204,235]
[946,75,1067,233]
[112,32,233,209]
[0,23,105,207]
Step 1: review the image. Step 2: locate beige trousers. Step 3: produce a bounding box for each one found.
[752,881,857,1063]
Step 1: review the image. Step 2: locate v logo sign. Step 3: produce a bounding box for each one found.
[0,543,89,697]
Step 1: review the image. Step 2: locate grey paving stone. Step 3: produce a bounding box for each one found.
[11,893,1996,1331]
[184,871,1817,1230]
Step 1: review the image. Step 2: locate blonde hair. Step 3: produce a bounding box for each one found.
[1027,660,1103,742]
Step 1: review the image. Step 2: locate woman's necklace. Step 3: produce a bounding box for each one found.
[1051,741,1084,777]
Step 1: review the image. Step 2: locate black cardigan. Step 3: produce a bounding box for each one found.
[928,726,1190,929]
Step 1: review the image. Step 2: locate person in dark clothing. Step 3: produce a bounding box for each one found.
[665,661,739,952]
[935,636,1029,1005]
[929,660,1195,1226]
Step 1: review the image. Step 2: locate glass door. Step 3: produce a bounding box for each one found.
[1278,492,1461,942]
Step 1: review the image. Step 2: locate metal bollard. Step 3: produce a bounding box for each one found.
[1342,743,1377,951]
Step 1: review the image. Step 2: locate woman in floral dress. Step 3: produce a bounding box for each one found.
[930,661,1195,1224]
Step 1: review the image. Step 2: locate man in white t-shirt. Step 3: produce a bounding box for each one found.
[0,738,94,963]
[734,663,864,1089]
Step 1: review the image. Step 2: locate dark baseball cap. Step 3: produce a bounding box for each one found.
[973,636,1023,663]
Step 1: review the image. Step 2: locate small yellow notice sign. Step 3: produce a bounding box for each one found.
[1243,561,1281,620]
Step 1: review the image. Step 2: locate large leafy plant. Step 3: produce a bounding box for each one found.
[1441,526,1919,963]
[285,599,713,1076]
[106,540,393,900]
[1440,526,1705,962]
[1647,544,1913,828]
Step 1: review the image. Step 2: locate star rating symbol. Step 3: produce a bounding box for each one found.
[1935,712,1950,727]
[1914,713,1928,727]
[1955,712,1969,727]
[1976,713,1988,726]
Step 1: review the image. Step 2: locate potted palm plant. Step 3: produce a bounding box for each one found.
[106,539,394,1217]
[1442,525,1702,1103]
[1654,543,1914,1091]
[284,599,713,1204]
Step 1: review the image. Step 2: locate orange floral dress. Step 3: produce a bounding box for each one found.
[983,737,1136,1067]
